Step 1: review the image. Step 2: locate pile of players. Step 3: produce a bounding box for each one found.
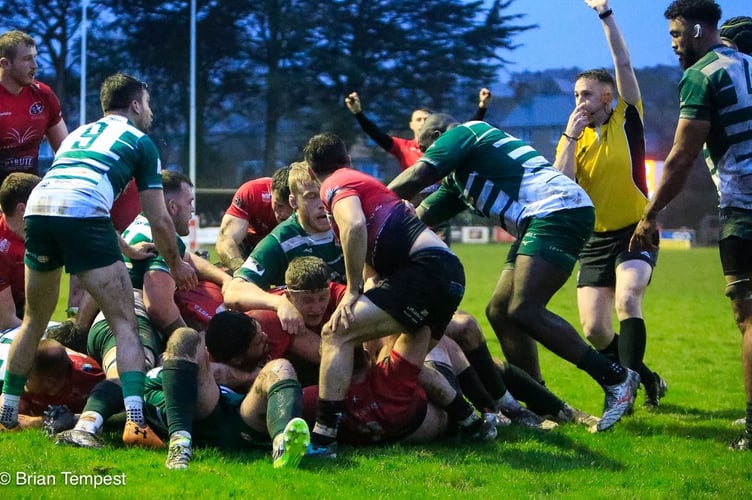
[2,0,752,471]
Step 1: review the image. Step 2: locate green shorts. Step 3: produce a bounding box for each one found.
[719,207,752,278]
[505,207,594,274]
[144,385,267,449]
[87,315,164,365]
[24,216,122,274]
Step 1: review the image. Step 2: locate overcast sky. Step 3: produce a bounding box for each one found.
[497,0,748,79]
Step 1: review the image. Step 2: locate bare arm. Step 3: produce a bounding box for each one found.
[139,189,197,291]
[119,237,157,260]
[387,161,443,201]
[210,362,259,392]
[0,287,22,330]
[143,270,186,338]
[553,107,589,178]
[186,252,231,287]
[630,118,710,251]
[45,119,68,152]
[326,196,367,332]
[215,214,250,271]
[586,0,640,104]
[223,278,307,335]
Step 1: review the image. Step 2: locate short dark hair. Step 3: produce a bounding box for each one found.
[303,133,350,177]
[0,172,41,215]
[204,311,257,363]
[0,30,35,61]
[30,339,70,378]
[576,68,615,93]
[664,0,721,26]
[285,256,330,291]
[721,16,752,55]
[162,169,193,195]
[100,73,149,113]
[412,107,434,116]
[271,165,291,199]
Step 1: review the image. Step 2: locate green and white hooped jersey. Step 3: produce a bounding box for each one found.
[25,114,163,218]
[419,121,593,236]
[121,214,186,290]
[680,46,752,209]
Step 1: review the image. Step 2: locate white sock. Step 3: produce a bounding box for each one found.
[495,391,522,412]
[169,431,192,445]
[124,396,145,427]
[0,394,20,426]
[74,411,104,435]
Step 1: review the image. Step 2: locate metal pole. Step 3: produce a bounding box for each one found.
[189,0,196,186]
[79,0,88,126]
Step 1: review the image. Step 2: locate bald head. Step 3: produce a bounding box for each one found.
[418,113,460,152]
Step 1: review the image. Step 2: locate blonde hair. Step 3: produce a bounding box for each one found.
[287,161,318,196]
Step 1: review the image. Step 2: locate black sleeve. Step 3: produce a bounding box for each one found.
[469,107,487,122]
[354,112,394,152]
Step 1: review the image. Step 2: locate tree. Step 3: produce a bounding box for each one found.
[298,0,535,146]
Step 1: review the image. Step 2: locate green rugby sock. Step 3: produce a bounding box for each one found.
[162,359,199,436]
[267,379,302,439]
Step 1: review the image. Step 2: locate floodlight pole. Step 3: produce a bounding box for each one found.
[80,0,87,126]
[189,0,197,187]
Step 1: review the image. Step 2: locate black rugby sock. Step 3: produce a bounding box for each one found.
[619,318,647,371]
[577,347,626,386]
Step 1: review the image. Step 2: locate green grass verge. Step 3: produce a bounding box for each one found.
[3,244,751,498]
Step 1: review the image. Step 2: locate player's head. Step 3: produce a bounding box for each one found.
[574,69,615,127]
[417,113,459,153]
[162,169,194,237]
[100,73,153,131]
[288,162,330,234]
[409,107,434,137]
[0,30,35,60]
[26,339,70,396]
[0,172,41,216]
[304,133,350,179]
[664,0,722,69]
[0,30,38,88]
[270,165,293,223]
[205,311,269,369]
[285,256,332,328]
[720,16,752,55]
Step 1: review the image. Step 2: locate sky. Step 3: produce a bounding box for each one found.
[497,0,749,79]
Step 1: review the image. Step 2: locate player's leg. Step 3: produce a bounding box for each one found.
[401,402,449,443]
[488,267,544,383]
[238,358,308,467]
[0,266,61,430]
[721,231,752,449]
[577,286,616,350]
[77,262,155,445]
[311,296,405,452]
[615,257,665,406]
[163,327,219,469]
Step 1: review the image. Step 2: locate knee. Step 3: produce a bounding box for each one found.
[445,312,484,350]
[259,358,297,384]
[164,327,202,360]
[506,301,538,327]
[485,299,508,325]
[615,291,643,317]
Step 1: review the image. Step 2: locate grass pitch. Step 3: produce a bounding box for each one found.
[2,244,751,498]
